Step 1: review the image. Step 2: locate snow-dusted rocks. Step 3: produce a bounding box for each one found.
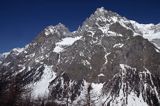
[44,23,70,36]
[0,7,160,106]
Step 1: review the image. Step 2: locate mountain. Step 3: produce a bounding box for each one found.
[0,7,160,106]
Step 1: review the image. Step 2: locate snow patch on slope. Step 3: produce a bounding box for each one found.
[90,83,104,105]
[130,20,160,41]
[13,48,24,53]
[143,32,160,41]
[2,52,10,58]
[127,92,148,106]
[32,65,56,98]
[113,43,124,48]
[57,36,82,45]
[53,36,82,53]
[0,52,10,64]
[98,73,105,77]
[53,46,64,53]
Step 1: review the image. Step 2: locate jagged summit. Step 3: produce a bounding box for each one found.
[95,7,120,17]
[43,23,70,36]
[45,23,68,31]
[0,7,160,106]
[96,7,106,12]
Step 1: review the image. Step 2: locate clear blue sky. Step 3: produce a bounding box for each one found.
[0,0,160,53]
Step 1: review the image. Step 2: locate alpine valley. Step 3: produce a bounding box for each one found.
[1,7,160,106]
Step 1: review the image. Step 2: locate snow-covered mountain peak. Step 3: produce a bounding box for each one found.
[44,23,70,36]
[95,7,107,15]
[80,7,160,49]
[1,7,160,106]
[94,7,120,18]
[79,8,135,42]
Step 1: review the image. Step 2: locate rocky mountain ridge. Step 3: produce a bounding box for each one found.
[0,7,160,106]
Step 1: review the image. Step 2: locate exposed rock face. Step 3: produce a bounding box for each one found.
[0,7,160,106]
